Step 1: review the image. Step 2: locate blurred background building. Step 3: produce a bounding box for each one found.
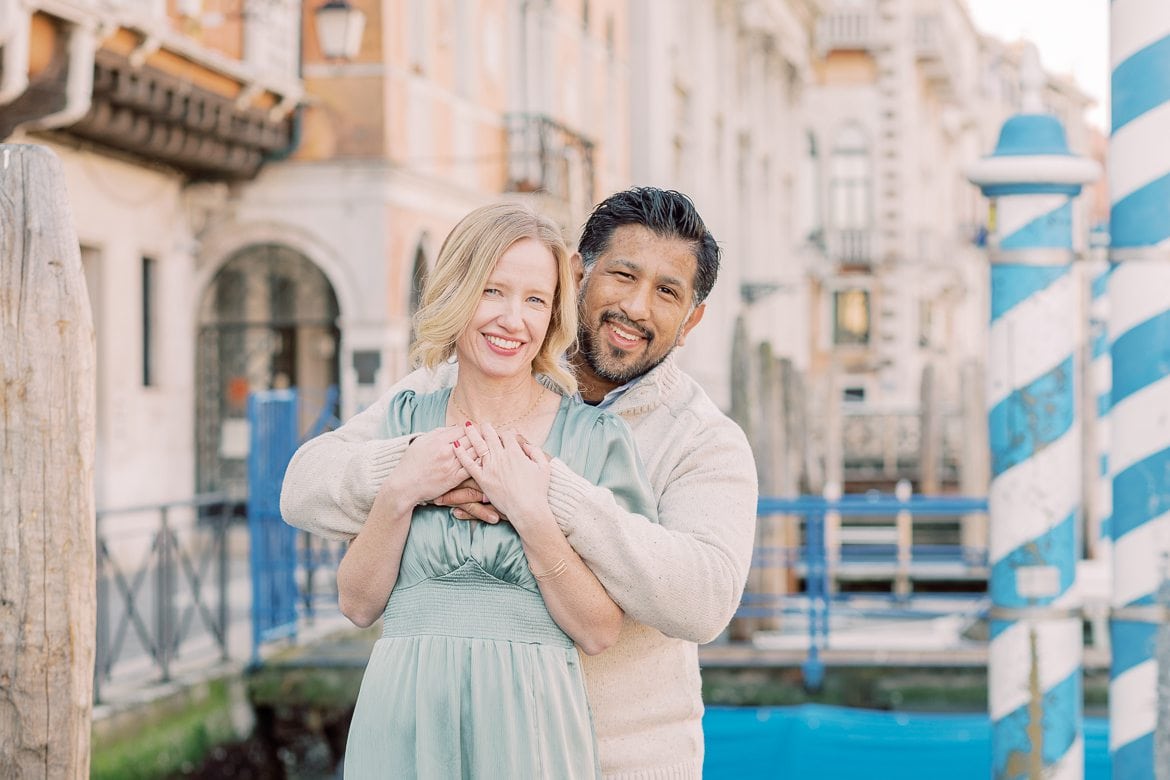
[0,0,1100,515]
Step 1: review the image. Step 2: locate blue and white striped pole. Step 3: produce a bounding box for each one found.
[1087,251,1112,565]
[968,50,1099,778]
[1108,5,1170,776]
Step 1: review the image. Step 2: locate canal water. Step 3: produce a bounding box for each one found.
[172,704,1112,777]
[703,705,1110,778]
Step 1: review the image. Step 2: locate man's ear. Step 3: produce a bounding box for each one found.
[675,303,706,347]
[571,252,585,286]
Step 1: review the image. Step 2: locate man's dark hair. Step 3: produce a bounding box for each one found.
[577,187,720,305]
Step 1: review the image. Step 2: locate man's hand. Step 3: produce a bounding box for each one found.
[434,478,506,524]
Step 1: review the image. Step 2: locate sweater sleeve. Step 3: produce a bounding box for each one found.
[545,414,758,644]
[279,364,454,540]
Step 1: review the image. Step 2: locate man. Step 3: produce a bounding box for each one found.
[280,187,758,778]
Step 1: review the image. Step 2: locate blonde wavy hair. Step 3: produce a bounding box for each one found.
[410,201,578,394]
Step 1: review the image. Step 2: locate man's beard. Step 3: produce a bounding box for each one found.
[577,310,672,386]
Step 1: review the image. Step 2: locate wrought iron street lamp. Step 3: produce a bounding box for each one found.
[314,0,365,60]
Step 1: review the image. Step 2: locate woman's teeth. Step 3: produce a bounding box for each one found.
[486,335,521,349]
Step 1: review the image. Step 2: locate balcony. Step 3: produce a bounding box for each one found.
[504,113,595,211]
[810,406,964,485]
[826,228,873,266]
[913,14,960,101]
[0,3,301,179]
[815,7,875,55]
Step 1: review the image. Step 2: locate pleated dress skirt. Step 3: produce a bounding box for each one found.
[343,562,601,779]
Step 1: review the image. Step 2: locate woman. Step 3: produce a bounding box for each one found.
[336,201,657,779]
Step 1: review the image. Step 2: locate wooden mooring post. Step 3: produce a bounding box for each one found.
[0,145,96,777]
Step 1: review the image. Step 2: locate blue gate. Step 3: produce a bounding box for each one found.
[247,390,301,663]
[247,386,341,664]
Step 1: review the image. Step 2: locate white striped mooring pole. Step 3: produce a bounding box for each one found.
[1087,248,1112,568]
[1109,3,1170,777]
[968,46,1099,779]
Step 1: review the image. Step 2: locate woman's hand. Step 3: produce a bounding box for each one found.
[453,421,622,655]
[452,422,552,535]
[339,424,473,628]
[381,424,472,507]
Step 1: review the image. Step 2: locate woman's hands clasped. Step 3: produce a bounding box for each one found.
[452,422,553,535]
[381,425,474,507]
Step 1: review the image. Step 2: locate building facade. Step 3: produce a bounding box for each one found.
[2,0,301,507]
[803,0,1094,491]
[626,0,821,410]
[1,0,1098,510]
[2,0,632,507]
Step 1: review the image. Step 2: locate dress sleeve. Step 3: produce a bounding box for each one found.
[579,414,659,525]
[383,389,419,438]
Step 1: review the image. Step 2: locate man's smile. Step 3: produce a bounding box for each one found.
[601,314,651,351]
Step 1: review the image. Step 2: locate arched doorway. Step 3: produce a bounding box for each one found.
[196,244,340,499]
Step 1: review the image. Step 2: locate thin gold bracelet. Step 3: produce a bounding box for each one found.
[531,558,568,581]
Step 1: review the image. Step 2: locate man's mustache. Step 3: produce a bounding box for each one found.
[599,312,653,342]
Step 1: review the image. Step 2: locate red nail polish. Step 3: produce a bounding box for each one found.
[465,420,472,427]
[453,440,460,448]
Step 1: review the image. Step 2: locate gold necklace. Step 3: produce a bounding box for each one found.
[451,383,546,430]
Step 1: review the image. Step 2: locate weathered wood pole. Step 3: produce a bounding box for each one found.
[779,357,804,595]
[727,314,756,640]
[756,342,787,631]
[918,360,941,495]
[0,144,96,778]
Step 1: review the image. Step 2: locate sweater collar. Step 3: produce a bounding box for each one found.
[607,354,682,416]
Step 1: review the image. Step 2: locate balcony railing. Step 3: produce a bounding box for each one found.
[815,8,875,55]
[807,406,964,484]
[913,14,960,99]
[826,228,873,265]
[504,113,596,208]
[844,408,962,482]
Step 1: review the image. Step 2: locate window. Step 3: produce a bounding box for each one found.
[843,386,866,403]
[142,256,158,386]
[829,124,872,231]
[833,288,870,346]
[919,299,933,347]
[81,246,100,334]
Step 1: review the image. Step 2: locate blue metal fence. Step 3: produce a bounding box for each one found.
[243,395,992,685]
[742,494,989,687]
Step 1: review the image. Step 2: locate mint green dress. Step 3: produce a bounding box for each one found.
[343,388,657,780]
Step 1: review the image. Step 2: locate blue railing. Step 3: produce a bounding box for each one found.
[243,394,992,687]
[741,494,989,688]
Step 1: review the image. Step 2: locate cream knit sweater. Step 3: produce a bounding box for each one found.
[279,356,758,779]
